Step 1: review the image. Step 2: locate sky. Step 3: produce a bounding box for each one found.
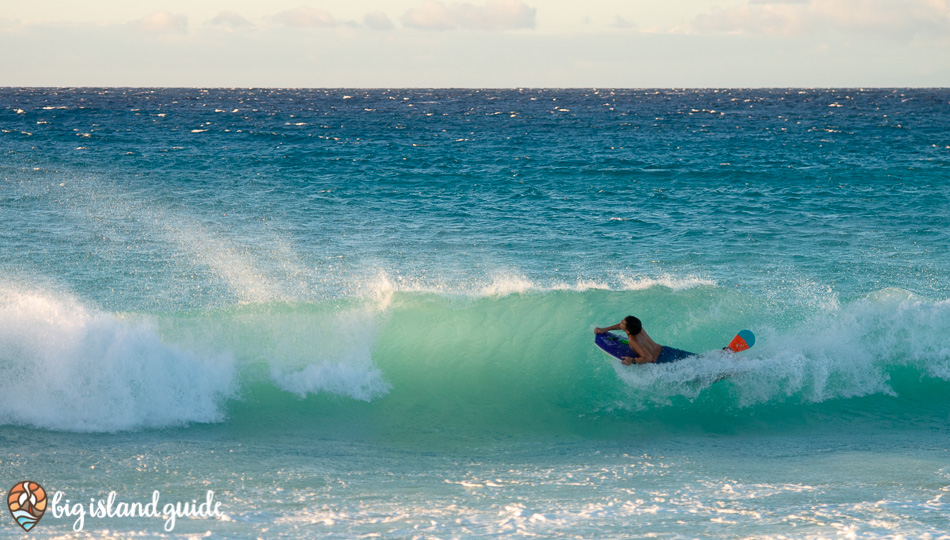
[2,0,949,87]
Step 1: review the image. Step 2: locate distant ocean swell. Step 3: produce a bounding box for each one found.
[0,279,948,433]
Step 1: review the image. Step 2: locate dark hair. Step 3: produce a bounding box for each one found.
[623,316,642,335]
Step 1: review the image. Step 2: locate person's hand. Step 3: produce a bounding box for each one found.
[594,327,606,334]
[621,356,634,365]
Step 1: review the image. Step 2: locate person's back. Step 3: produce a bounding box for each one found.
[631,328,662,363]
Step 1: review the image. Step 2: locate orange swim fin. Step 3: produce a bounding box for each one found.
[726,329,755,353]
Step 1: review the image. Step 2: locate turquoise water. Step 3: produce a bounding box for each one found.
[1,88,949,537]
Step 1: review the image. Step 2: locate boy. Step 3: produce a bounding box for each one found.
[594,316,693,365]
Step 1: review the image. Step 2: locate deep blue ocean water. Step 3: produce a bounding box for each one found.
[1,88,949,537]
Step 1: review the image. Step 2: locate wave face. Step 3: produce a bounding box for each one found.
[2,280,948,436]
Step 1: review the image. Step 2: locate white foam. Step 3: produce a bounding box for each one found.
[260,306,391,401]
[360,271,614,302]
[479,274,536,297]
[0,287,235,432]
[611,288,950,408]
[358,270,721,304]
[619,274,717,292]
[270,359,389,401]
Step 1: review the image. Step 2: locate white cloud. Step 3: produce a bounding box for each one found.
[272,7,337,29]
[403,1,456,30]
[364,11,395,31]
[694,0,950,39]
[134,11,187,34]
[453,0,535,30]
[209,11,255,31]
[402,0,536,31]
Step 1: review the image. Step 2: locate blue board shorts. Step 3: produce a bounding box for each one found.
[655,346,695,364]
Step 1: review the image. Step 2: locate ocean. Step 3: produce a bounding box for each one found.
[1,88,949,537]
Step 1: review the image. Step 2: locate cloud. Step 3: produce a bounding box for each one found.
[402,0,536,31]
[694,0,950,39]
[364,11,395,31]
[209,11,255,31]
[272,7,337,29]
[403,1,456,30]
[134,11,188,34]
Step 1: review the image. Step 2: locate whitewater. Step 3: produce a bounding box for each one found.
[1,88,948,537]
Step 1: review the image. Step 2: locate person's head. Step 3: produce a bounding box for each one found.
[622,315,642,335]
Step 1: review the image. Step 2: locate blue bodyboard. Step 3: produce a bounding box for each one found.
[594,332,634,361]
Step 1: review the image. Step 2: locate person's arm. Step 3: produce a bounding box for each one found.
[594,322,622,334]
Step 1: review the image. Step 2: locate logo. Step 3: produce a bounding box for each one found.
[6,483,223,532]
[7,481,47,532]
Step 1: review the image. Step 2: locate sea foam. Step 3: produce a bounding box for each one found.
[609,288,950,410]
[0,286,235,431]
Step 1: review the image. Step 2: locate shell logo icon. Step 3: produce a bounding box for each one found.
[8,481,47,532]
